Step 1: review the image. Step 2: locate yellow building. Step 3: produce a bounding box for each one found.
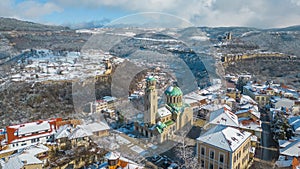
[94,100,108,113]
[95,59,112,81]
[197,125,252,169]
[2,144,49,169]
[134,77,193,143]
[226,89,241,100]
[243,85,271,107]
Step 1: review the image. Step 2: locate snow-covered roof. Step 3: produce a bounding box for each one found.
[280,137,300,157]
[238,117,262,132]
[80,122,110,133]
[197,125,252,152]
[279,139,293,148]
[288,117,300,133]
[275,159,292,168]
[276,155,296,168]
[235,108,260,119]
[68,126,93,140]
[239,103,254,110]
[209,108,239,127]
[201,104,223,112]
[102,152,144,169]
[55,125,71,139]
[183,92,207,102]
[2,144,46,168]
[240,95,257,105]
[105,151,120,160]
[25,144,49,155]
[251,135,258,142]
[11,131,55,144]
[251,110,260,118]
[223,104,232,111]
[235,109,249,115]
[3,143,49,168]
[3,156,24,169]
[10,120,52,135]
[17,154,42,165]
[157,107,172,118]
[123,162,144,169]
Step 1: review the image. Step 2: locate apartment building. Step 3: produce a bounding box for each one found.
[197,125,252,169]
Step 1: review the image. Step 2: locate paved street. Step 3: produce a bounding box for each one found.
[259,109,279,162]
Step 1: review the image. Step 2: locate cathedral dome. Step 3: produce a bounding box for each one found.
[165,85,183,96]
[146,76,156,82]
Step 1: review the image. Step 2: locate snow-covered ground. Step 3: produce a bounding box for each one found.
[7,49,124,82]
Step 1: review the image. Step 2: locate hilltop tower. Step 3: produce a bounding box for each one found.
[104,58,112,75]
[144,76,158,125]
[226,32,232,40]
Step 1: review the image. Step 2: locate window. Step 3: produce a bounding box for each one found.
[201,160,205,168]
[243,143,249,153]
[209,163,214,169]
[201,147,205,155]
[242,156,247,164]
[209,150,215,159]
[219,153,224,163]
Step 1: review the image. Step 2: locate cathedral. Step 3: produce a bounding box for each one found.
[134,76,193,143]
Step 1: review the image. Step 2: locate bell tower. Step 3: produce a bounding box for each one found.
[144,76,157,125]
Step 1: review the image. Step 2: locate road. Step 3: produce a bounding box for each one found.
[259,108,279,162]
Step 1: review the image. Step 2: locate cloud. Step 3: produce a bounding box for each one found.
[52,0,300,28]
[291,0,300,6]
[1,0,300,28]
[17,1,63,19]
[0,0,62,21]
[0,0,17,18]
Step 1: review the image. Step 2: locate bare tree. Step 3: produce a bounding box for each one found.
[173,130,200,169]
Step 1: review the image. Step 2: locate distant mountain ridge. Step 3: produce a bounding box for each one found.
[1,17,300,31]
[268,25,300,32]
[0,17,69,31]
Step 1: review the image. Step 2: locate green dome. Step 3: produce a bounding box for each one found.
[146,76,156,82]
[165,85,183,96]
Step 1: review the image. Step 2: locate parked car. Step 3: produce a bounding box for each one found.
[151,155,162,162]
[168,163,179,169]
[128,134,137,138]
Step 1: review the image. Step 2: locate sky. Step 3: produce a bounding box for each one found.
[1,0,300,28]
